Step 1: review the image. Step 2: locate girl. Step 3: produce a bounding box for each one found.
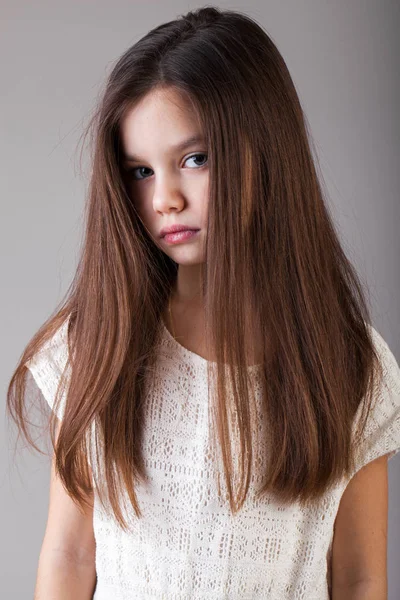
[7,6,400,599]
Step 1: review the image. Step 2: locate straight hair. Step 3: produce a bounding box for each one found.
[7,6,383,532]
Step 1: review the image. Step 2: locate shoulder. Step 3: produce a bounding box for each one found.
[368,323,400,388]
[350,324,400,476]
[25,315,71,420]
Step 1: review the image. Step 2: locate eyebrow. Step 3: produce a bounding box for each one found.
[122,134,205,163]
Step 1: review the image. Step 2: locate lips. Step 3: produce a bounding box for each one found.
[163,229,200,244]
[160,224,199,238]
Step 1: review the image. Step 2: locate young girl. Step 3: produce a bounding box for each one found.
[7,6,400,600]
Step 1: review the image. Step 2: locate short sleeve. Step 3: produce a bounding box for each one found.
[24,317,71,422]
[350,325,400,477]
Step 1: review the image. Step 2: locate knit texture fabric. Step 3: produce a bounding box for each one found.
[25,317,400,600]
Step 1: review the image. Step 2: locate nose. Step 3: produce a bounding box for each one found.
[152,174,185,213]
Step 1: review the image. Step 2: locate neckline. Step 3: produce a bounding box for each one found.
[161,320,262,372]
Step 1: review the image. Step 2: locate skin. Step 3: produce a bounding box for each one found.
[120,86,264,364]
[119,91,390,588]
[120,87,208,314]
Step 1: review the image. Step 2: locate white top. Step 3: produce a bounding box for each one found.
[25,317,400,600]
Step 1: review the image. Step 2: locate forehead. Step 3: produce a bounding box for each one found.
[121,88,199,131]
[119,88,204,158]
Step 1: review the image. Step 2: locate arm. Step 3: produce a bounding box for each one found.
[34,547,97,600]
[331,453,390,600]
[331,578,387,599]
[34,419,97,599]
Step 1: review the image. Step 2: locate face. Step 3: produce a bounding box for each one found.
[120,87,209,265]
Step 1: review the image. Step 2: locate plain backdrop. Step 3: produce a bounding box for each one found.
[1,1,399,598]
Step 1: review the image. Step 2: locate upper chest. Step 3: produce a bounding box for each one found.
[163,305,266,366]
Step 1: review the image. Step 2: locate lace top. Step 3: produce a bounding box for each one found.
[25,317,400,600]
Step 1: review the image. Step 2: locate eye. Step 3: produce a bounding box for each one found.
[125,153,208,181]
[184,153,208,168]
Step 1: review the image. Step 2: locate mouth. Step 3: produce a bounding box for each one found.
[162,229,200,244]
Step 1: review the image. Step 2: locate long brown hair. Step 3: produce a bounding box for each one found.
[7,6,384,531]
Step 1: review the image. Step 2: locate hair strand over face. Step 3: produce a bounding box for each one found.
[7,6,383,531]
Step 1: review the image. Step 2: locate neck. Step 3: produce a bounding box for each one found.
[172,265,203,305]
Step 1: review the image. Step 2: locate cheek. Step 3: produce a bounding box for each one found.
[127,188,147,218]
[127,193,149,230]
[136,204,154,229]
[123,179,155,230]
[199,188,210,220]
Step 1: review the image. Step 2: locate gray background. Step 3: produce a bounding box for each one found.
[1,1,399,598]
